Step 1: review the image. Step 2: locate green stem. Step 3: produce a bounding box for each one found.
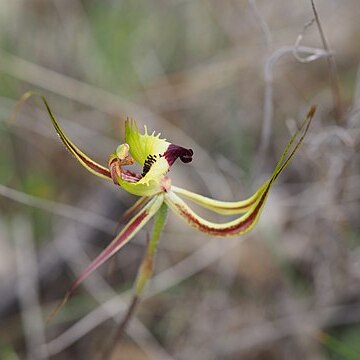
[103,203,168,358]
[134,203,168,295]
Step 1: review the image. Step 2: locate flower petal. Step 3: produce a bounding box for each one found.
[164,106,315,236]
[68,194,164,293]
[272,105,315,181]
[122,196,150,221]
[125,119,193,171]
[111,119,193,196]
[116,171,165,196]
[47,194,164,320]
[171,184,266,215]
[165,190,269,236]
[42,97,112,181]
[171,106,316,215]
[125,119,170,165]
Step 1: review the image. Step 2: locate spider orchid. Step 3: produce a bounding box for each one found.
[41,98,315,317]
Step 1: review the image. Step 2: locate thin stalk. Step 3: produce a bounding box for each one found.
[102,204,169,358]
[310,0,343,124]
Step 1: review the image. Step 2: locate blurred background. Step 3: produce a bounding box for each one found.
[0,0,360,359]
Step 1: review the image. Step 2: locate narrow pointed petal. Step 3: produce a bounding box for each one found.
[272,106,315,181]
[171,106,315,216]
[68,194,164,294]
[164,106,315,236]
[171,184,267,215]
[165,190,269,237]
[42,97,112,181]
[48,194,164,320]
[122,196,150,221]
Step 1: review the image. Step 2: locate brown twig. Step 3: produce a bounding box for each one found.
[310,0,343,124]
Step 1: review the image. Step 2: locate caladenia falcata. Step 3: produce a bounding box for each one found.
[33,97,315,322]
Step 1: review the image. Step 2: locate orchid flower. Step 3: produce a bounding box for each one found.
[40,97,315,318]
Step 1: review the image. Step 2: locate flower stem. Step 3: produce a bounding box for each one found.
[102,203,168,358]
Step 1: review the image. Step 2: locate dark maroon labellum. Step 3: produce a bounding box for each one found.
[164,144,193,166]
